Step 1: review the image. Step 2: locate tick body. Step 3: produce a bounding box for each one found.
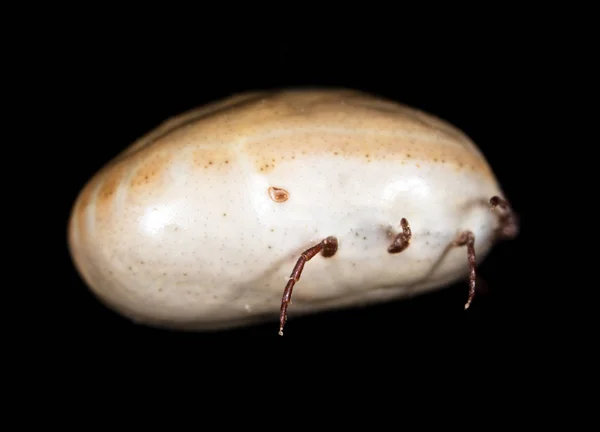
[68,88,517,333]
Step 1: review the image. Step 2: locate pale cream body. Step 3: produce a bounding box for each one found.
[68,89,505,330]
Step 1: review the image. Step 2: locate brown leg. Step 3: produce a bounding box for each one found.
[388,218,412,254]
[454,231,477,310]
[490,196,519,240]
[279,236,338,336]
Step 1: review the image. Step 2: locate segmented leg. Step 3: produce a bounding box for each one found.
[454,231,476,310]
[453,196,516,310]
[388,218,412,254]
[279,236,338,336]
[490,196,519,240]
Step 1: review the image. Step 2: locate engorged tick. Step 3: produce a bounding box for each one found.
[68,88,519,336]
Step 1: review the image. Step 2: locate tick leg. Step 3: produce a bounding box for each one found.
[388,218,412,254]
[490,196,519,240]
[279,236,338,336]
[454,231,477,310]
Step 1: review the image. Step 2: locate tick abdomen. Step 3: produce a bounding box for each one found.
[68,88,506,330]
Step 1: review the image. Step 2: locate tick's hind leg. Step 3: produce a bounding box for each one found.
[279,236,338,336]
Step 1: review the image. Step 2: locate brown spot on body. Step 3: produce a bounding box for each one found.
[130,150,173,188]
[256,157,277,173]
[193,148,236,169]
[268,186,289,202]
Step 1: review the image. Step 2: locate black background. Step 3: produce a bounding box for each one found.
[59,28,547,365]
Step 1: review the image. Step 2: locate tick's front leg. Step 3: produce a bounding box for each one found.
[279,236,338,336]
[453,231,476,309]
[454,196,517,310]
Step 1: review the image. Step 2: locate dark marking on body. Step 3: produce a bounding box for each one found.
[268,186,289,203]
